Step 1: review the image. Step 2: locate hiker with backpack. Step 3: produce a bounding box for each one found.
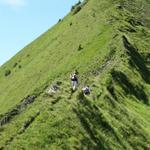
[70,70,78,91]
[82,85,91,95]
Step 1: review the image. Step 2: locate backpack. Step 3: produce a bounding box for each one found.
[83,87,90,95]
[71,74,77,81]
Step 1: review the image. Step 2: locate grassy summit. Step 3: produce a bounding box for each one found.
[0,0,150,149]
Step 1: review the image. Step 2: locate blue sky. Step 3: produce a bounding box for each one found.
[0,0,78,65]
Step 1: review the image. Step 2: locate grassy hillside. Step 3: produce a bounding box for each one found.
[0,0,150,149]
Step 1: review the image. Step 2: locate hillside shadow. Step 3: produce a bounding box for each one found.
[73,93,127,150]
[107,82,118,100]
[122,36,150,84]
[111,70,149,105]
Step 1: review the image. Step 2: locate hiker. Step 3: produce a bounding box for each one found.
[70,70,78,91]
[82,86,91,95]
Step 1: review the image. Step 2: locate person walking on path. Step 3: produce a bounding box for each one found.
[70,70,78,91]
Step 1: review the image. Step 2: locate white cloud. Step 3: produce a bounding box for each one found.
[0,0,26,7]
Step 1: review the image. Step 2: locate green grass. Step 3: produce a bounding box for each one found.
[0,0,150,149]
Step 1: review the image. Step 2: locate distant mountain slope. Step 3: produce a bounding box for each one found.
[0,0,150,149]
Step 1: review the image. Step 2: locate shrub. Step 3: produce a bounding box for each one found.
[71,1,83,15]
[92,13,96,18]
[13,62,18,68]
[71,1,81,11]
[58,19,62,23]
[27,54,30,57]
[70,22,73,26]
[18,65,22,69]
[71,0,89,14]
[5,69,11,76]
[71,6,75,11]
[72,6,82,15]
[78,44,83,51]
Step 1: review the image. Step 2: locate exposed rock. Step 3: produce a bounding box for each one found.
[0,95,36,127]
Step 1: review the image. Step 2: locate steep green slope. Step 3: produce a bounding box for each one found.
[0,0,113,114]
[0,0,150,149]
